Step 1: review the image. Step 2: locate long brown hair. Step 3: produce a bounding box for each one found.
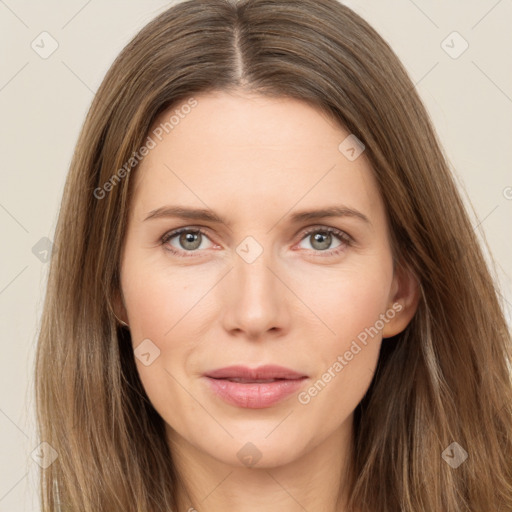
[35,0,512,510]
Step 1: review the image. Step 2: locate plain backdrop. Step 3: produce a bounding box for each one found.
[1,1,511,510]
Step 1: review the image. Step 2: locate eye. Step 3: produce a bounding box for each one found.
[161,227,214,257]
[161,225,353,258]
[296,226,352,256]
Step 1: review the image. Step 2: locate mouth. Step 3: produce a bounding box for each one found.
[214,377,289,383]
[205,364,307,381]
[203,365,308,409]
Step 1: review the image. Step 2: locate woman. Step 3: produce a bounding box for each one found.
[35,0,512,510]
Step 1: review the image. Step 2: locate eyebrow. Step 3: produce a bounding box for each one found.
[143,205,371,227]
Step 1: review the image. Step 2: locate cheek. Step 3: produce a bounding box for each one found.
[121,265,199,423]
[120,258,211,378]
[121,257,194,338]
[292,262,393,415]
[294,260,393,349]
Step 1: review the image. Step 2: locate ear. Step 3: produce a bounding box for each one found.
[382,262,420,338]
[112,287,129,326]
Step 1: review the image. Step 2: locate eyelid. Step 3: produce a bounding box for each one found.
[297,224,353,243]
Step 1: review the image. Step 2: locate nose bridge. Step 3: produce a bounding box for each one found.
[235,237,280,305]
[236,241,274,292]
[222,234,287,336]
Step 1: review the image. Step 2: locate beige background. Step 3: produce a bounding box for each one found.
[1,1,511,509]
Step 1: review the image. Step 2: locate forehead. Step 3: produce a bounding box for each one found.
[130,91,383,226]
[145,91,346,165]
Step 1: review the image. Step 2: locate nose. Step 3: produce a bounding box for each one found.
[220,243,291,340]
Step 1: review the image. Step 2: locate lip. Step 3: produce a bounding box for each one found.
[203,365,308,409]
[205,364,307,381]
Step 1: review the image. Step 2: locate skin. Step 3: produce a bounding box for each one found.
[116,90,419,512]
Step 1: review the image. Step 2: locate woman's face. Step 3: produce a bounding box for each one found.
[118,90,416,469]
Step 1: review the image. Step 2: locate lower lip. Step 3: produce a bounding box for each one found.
[204,377,307,408]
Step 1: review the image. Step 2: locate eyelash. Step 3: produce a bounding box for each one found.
[160,225,353,258]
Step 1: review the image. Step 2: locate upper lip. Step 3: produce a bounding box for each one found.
[205,365,307,380]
